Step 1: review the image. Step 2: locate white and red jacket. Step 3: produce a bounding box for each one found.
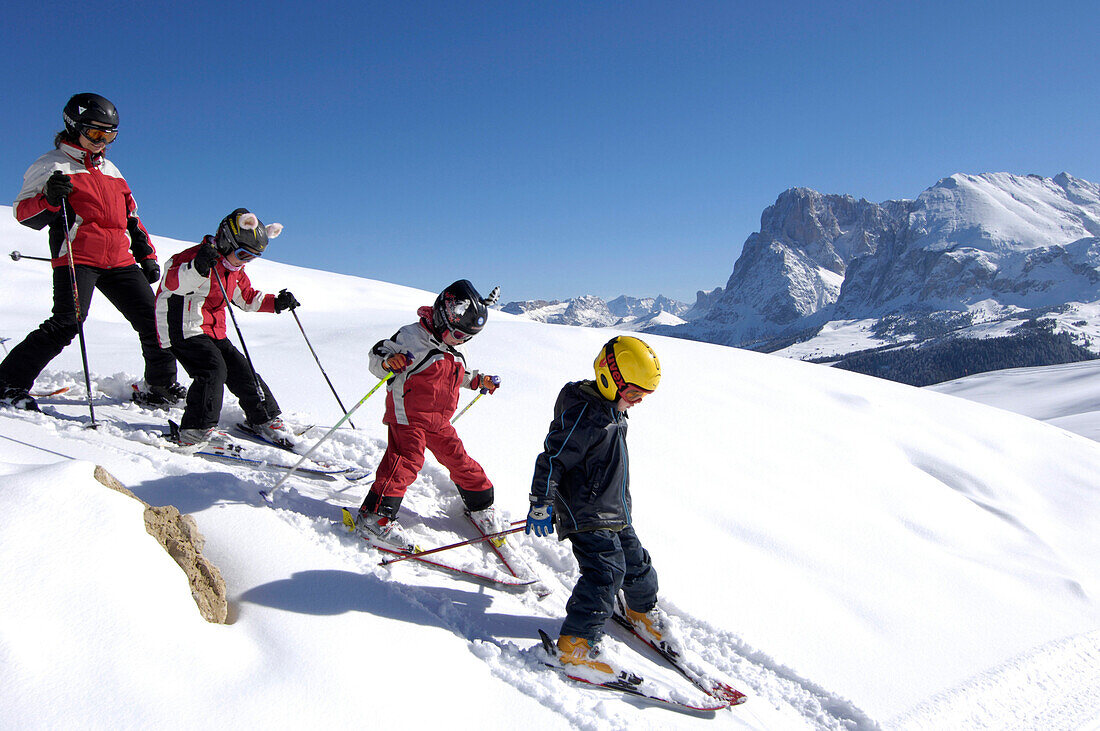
[155,238,276,345]
[13,141,155,269]
[369,307,484,429]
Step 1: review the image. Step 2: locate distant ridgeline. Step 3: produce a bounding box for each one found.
[644,172,1100,385]
[820,321,1095,387]
[500,294,691,331]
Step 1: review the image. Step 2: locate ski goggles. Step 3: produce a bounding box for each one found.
[618,384,653,404]
[232,247,261,262]
[79,124,118,143]
[447,328,472,342]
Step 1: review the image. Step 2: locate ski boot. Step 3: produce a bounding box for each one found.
[618,596,681,657]
[246,416,299,450]
[355,510,418,553]
[172,425,236,452]
[133,381,187,407]
[0,385,40,412]
[557,635,613,675]
[466,506,507,547]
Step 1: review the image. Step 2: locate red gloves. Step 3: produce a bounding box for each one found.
[383,353,411,373]
[471,374,501,394]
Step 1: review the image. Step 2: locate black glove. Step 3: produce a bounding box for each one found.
[139,259,160,284]
[193,241,219,278]
[43,171,73,207]
[274,289,300,313]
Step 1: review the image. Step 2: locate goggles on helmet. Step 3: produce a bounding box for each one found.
[447,328,472,342]
[79,124,118,143]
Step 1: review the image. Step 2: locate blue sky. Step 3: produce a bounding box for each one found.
[3,1,1099,303]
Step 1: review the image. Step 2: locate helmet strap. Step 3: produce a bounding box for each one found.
[603,341,629,395]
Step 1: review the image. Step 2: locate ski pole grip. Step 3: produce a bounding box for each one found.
[479,375,500,395]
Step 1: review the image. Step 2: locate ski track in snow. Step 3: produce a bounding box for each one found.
[889,629,1100,730]
[7,371,877,730]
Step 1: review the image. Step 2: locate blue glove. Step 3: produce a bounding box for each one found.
[526,499,554,537]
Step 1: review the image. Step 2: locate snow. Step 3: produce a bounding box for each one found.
[927,359,1100,442]
[772,319,897,360]
[2,207,1100,730]
[913,172,1100,255]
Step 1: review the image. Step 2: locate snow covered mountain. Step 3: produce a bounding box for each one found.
[501,293,689,329]
[3,208,1100,730]
[658,173,1100,361]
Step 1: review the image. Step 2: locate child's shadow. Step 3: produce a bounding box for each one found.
[239,569,549,642]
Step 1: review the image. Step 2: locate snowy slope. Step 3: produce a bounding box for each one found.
[927,358,1100,442]
[2,209,1100,730]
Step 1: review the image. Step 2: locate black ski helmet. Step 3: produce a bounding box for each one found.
[63,93,119,135]
[432,280,491,338]
[214,208,272,256]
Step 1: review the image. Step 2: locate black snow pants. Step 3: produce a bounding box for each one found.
[0,264,177,391]
[170,334,280,430]
[560,525,659,641]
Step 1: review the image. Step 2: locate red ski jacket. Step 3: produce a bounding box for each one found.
[369,307,484,429]
[154,238,276,345]
[13,141,155,269]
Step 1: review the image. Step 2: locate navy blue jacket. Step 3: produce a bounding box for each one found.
[530,380,631,539]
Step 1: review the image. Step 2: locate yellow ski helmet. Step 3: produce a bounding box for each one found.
[593,336,661,401]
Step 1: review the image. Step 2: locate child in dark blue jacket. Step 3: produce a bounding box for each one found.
[527,335,669,674]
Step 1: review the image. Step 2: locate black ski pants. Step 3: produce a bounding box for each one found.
[0,264,176,391]
[170,334,280,430]
[561,525,659,642]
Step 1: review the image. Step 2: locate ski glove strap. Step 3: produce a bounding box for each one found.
[526,499,554,537]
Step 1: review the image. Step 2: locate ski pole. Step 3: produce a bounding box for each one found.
[285,295,356,429]
[379,523,526,565]
[260,368,402,504]
[0,337,8,355]
[60,199,97,429]
[9,250,52,262]
[451,375,500,424]
[211,269,267,406]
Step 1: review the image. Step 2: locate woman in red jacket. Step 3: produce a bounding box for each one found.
[0,93,183,411]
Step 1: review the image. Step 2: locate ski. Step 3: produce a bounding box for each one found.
[537,629,730,714]
[30,386,71,397]
[610,600,748,706]
[463,509,551,598]
[164,421,343,481]
[235,422,373,481]
[188,449,345,480]
[340,509,536,590]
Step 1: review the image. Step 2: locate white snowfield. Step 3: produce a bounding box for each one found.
[1,209,1099,730]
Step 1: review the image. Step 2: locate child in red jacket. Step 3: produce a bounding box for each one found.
[354,280,502,552]
[155,208,300,450]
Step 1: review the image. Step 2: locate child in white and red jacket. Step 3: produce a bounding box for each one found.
[155,208,299,450]
[353,279,503,552]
